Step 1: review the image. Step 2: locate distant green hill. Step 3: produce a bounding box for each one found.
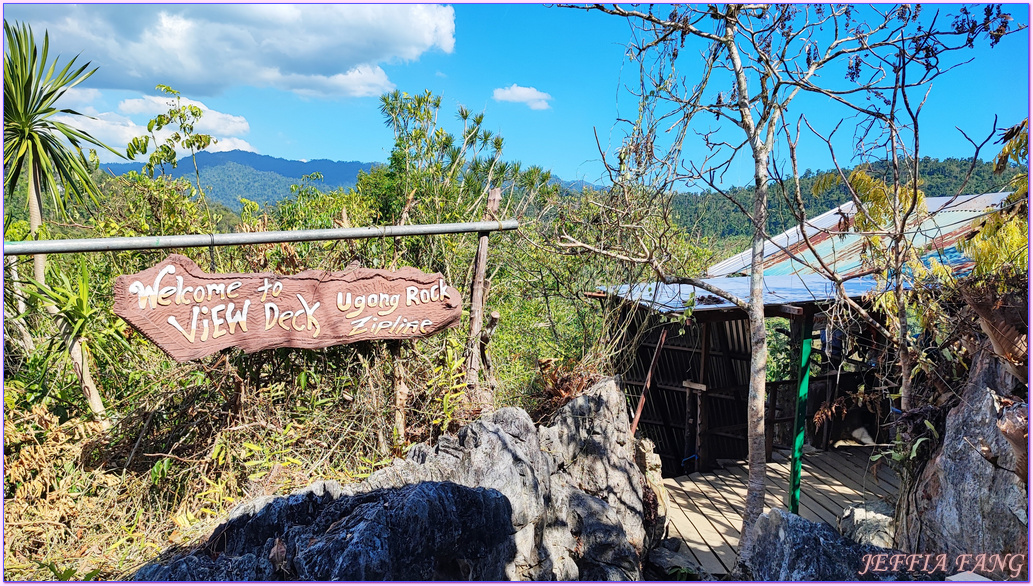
[100,150,376,211]
[673,156,1026,241]
[100,150,601,212]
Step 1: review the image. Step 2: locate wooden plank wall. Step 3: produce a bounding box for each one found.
[623,316,753,476]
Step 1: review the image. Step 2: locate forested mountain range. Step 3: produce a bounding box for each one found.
[99,150,375,211]
[95,151,1022,243]
[100,150,602,212]
[673,156,1025,241]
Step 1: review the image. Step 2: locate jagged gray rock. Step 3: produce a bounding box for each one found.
[896,349,1028,581]
[840,500,896,549]
[134,482,515,581]
[567,490,640,580]
[539,378,647,553]
[647,548,708,580]
[645,537,708,580]
[132,378,652,581]
[739,508,944,581]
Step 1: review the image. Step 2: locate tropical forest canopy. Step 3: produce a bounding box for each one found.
[674,156,1026,241]
[11,149,1019,266]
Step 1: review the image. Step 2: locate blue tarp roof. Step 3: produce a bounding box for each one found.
[605,274,882,315]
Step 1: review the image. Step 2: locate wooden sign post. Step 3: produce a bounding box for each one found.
[464,188,502,414]
[114,254,462,362]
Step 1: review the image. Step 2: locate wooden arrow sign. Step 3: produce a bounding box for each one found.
[114,254,462,362]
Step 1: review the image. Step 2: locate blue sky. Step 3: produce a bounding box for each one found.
[2,3,1030,188]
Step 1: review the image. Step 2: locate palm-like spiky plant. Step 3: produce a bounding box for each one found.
[4,20,119,426]
[4,19,120,281]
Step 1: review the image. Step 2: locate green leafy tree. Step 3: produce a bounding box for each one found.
[125,84,223,268]
[126,84,217,182]
[961,119,1029,274]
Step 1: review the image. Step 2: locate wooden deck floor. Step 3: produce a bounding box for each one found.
[661,446,899,577]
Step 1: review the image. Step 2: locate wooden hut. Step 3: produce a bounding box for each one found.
[602,274,885,477]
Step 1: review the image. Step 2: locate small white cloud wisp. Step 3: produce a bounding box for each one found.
[118,95,250,136]
[492,84,552,110]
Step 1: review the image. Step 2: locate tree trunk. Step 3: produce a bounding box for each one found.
[4,257,36,354]
[26,161,109,428]
[65,331,109,429]
[391,341,409,449]
[741,150,770,546]
[897,305,913,411]
[51,300,110,429]
[890,216,913,411]
[722,11,771,543]
[27,163,46,283]
[478,311,501,394]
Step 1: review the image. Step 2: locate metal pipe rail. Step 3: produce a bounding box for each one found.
[2,220,519,256]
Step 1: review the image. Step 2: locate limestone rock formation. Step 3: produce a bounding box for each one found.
[840,500,896,549]
[132,378,655,581]
[739,508,943,581]
[896,348,1028,580]
[645,538,709,580]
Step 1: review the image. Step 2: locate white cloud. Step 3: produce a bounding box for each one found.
[4,4,455,98]
[52,111,143,158]
[258,65,394,99]
[50,92,254,163]
[207,137,257,154]
[55,87,102,109]
[492,84,553,110]
[117,95,250,136]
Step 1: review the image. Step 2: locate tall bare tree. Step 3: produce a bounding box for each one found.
[559,4,1018,554]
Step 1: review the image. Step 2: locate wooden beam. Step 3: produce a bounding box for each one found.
[630,328,668,436]
[709,430,751,440]
[693,309,749,323]
[697,322,711,471]
[464,188,501,413]
[391,341,408,449]
[624,379,744,402]
[765,375,778,462]
[658,343,751,361]
[634,417,682,429]
[705,422,748,434]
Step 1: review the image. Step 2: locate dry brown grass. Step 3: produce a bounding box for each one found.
[3,334,490,580]
[3,404,215,580]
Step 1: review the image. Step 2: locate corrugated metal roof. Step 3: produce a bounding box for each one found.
[606,274,882,315]
[708,192,1011,277]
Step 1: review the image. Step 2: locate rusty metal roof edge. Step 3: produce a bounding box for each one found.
[707,192,1012,277]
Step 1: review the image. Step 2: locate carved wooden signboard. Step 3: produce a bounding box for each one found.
[114,254,462,362]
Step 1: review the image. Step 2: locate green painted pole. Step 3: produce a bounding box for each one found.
[788,309,814,514]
